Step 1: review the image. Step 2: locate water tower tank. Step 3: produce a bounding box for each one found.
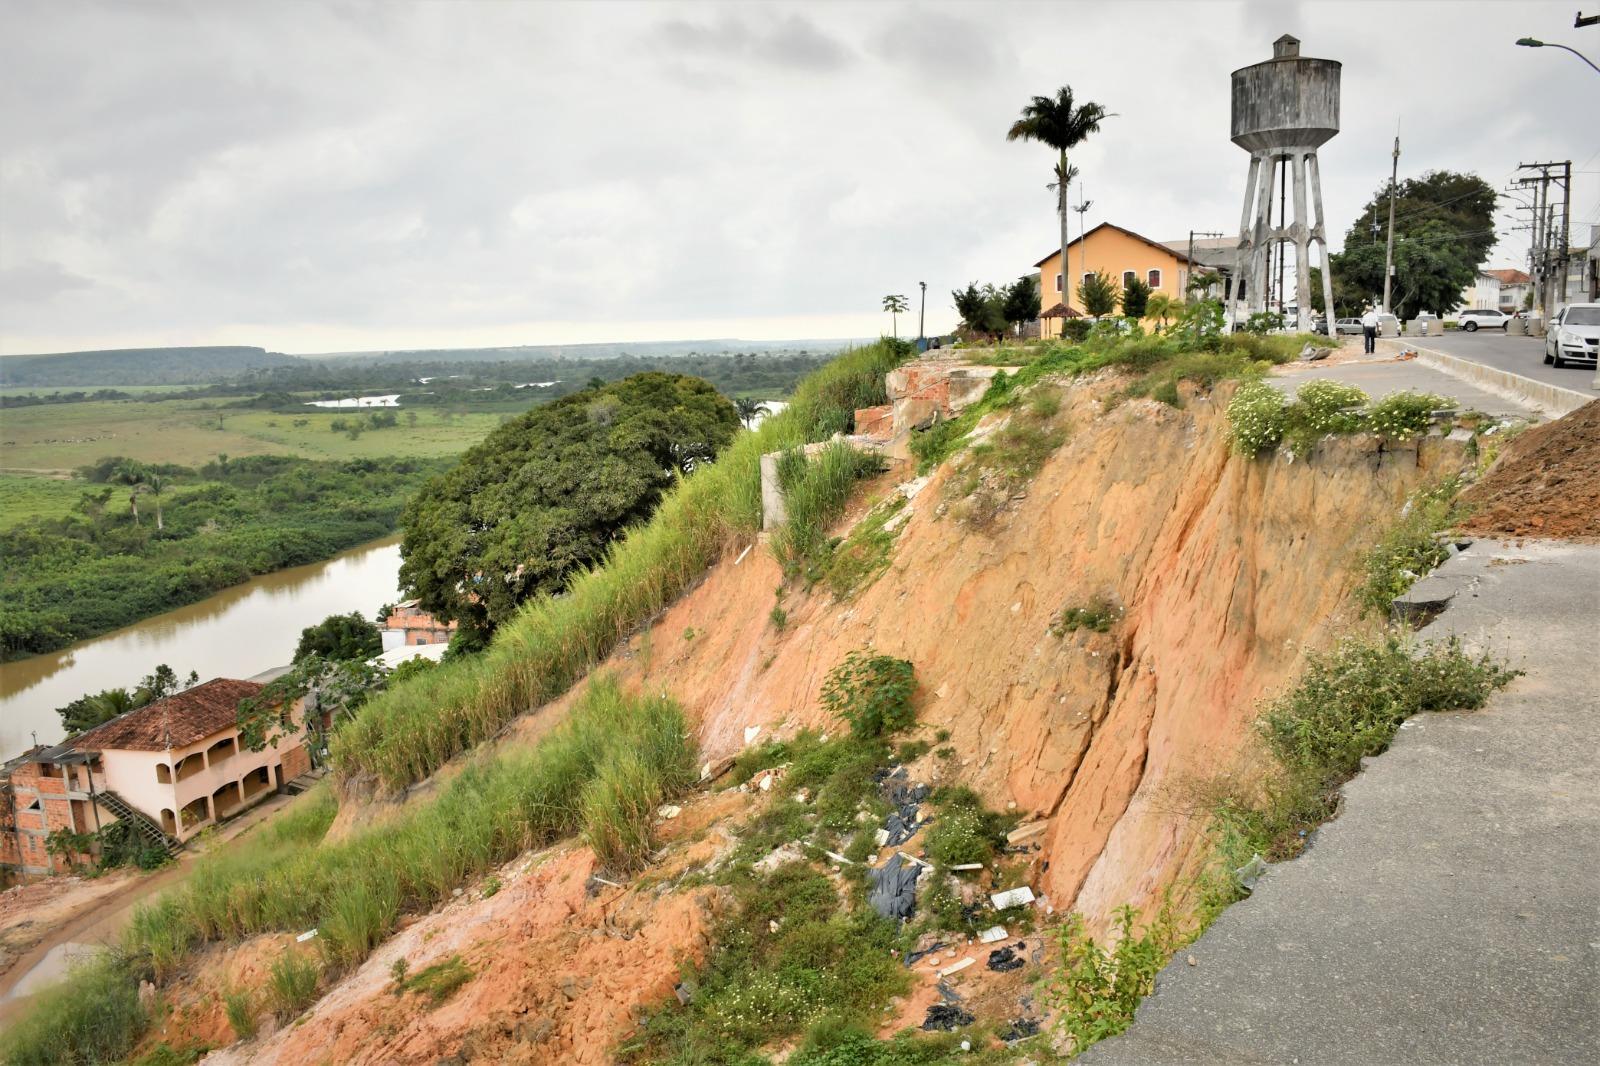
[1230,34,1340,150]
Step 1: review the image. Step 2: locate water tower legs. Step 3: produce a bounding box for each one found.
[1232,147,1336,336]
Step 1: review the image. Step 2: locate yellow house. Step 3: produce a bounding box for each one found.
[1035,222,1203,337]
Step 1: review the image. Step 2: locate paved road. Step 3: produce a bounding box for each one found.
[1413,331,1599,400]
[1081,540,1600,1066]
[1275,358,1536,418]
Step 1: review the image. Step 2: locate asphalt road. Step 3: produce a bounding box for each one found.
[1079,541,1600,1066]
[1414,330,1599,399]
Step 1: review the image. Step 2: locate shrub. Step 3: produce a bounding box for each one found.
[1366,390,1447,441]
[1050,599,1118,635]
[1046,904,1179,1055]
[1294,379,1367,433]
[771,442,885,582]
[1356,479,1463,617]
[394,955,472,1006]
[266,949,321,1021]
[1226,379,1288,452]
[223,986,257,1040]
[923,787,1012,869]
[821,650,916,739]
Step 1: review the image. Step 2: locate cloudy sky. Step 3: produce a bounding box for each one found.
[2,0,1595,355]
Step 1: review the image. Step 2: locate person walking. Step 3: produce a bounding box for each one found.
[1360,305,1379,354]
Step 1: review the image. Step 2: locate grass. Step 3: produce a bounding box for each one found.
[771,441,886,582]
[1050,598,1119,635]
[0,397,502,472]
[0,473,88,528]
[0,682,699,1065]
[223,986,258,1040]
[943,387,1068,526]
[1193,632,1518,926]
[1356,478,1466,617]
[921,787,1010,868]
[393,954,473,1006]
[0,955,146,1066]
[332,339,911,792]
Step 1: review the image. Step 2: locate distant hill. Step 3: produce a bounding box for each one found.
[0,346,304,386]
[305,339,861,366]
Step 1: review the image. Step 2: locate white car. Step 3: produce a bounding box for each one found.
[1458,308,1510,332]
[1545,304,1600,368]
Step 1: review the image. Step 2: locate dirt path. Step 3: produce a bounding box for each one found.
[0,790,301,1024]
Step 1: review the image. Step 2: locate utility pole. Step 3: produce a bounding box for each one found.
[1515,160,1573,322]
[1188,230,1223,299]
[917,281,926,342]
[1382,133,1400,315]
[1071,185,1092,313]
[1277,157,1288,315]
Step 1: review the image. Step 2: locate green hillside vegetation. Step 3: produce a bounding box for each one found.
[400,372,741,638]
[0,454,446,660]
[333,340,908,791]
[0,345,299,386]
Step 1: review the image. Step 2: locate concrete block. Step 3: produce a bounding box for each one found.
[759,453,785,531]
[854,404,894,439]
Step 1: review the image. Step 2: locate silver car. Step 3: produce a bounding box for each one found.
[1545,304,1600,368]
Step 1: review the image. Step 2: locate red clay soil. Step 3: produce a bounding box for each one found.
[1459,401,1600,541]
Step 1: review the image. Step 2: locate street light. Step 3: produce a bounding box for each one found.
[1516,37,1600,74]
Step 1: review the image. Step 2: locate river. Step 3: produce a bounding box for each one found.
[0,538,402,762]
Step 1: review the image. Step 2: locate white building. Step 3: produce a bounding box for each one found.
[1455,271,1502,314]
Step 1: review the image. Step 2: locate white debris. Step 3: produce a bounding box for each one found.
[758,774,774,792]
[874,828,891,847]
[990,886,1036,910]
[823,850,854,866]
[744,725,762,745]
[938,957,975,977]
[656,804,682,820]
[1006,822,1048,844]
[951,863,984,871]
[296,929,319,943]
[978,926,1009,944]
[734,544,753,566]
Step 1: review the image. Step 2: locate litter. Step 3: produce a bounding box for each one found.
[296,929,319,943]
[986,946,1024,973]
[920,1003,975,1032]
[990,886,1035,909]
[978,926,1009,944]
[758,774,774,792]
[935,980,964,1004]
[743,725,761,745]
[734,544,753,566]
[905,941,948,966]
[899,852,933,869]
[1000,1017,1041,1043]
[938,957,975,977]
[868,853,923,920]
[656,804,682,820]
[874,828,891,847]
[590,875,623,889]
[1006,821,1048,844]
[673,982,692,1006]
[1234,853,1268,892]
[822,850,854,866]
[951,862,984,871]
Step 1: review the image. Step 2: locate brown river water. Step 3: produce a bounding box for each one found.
[0,537,402,762]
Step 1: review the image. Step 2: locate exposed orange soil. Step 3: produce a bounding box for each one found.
[1459,399,1600,541]
[179,371,1467,1063]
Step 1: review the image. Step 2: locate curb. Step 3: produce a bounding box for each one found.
[1378,340,1592,418]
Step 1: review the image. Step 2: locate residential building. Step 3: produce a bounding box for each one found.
[1455,271,1503,314]
[381,599,456,651]
[1485,269,1532,313]
[1034,223,1203,336]
[1,678,310,875]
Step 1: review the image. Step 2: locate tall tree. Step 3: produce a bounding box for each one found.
[1002,274,1041,330]
[145,473,166,532]
[733,397,769,427]
[1145,292,1181,332]
[1077,271,1119,318]
[881,294,909,338]
[951,282,1008,341]
[294,612,383,663]
[1121,276,1152,319]
[113,460,147,526]
[1332,170,1497,320]
[1007,87,1111,317]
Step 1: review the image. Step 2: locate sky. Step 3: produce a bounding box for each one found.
[1,0,1596,355]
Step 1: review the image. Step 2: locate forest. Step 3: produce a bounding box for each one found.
[0,454,447,660]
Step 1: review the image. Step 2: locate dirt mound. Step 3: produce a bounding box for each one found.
[1460,401,1600,541]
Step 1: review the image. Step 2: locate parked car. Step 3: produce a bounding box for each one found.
[1333,317,1363,335]
[1545,304,1600,368]
[1458,308,1511,332]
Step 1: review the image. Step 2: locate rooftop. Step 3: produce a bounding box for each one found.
[70,678,264,753]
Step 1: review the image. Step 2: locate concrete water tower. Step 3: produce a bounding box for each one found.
[1228,34,1340,334]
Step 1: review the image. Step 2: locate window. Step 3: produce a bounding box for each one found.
[1148,269,1162,289]
[1055,273,1063,293]
[1122,271,1137,289]
[1082,272,1094,287]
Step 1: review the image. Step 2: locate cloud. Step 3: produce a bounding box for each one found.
[0,0,1592,354]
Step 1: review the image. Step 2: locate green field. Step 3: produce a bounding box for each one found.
[0,398,506,472]
[0,473,88,529]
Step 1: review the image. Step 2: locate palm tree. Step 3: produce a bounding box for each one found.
[1007,88,1111,327]
[145,473,166,532]
[733,397,769,427]
[113,460,147,526]
[882,294,909,338]
[1146,292,1181,333]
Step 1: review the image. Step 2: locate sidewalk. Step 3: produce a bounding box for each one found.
[1379,336,1594,418]
[1080,540,1600,1066]
[1274,352,1539,418]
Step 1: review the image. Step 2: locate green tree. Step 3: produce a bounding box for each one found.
[733,397,769,426]
[1007,86,1112,313]
[1332,170,1496,320]
[294,612,382,664]
[951,282,1008,340]
[881,294,909,338]
[112,460,147,526]
[145,472,166,532]
[1145,292,1181,332]
[1121,276,1152,319]
[399,373,739,636]
[1078,271,1119,318]
[1003,273,1041,330]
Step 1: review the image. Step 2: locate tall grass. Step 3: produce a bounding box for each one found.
[333,340,910,792]
[122,678,694,985]
[0,955,145,1066]
[770,441,885,580]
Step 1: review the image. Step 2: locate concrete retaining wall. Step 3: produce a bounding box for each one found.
[1379,340,1591,417]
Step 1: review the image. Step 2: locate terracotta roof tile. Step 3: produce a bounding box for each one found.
[72,678,264,752]
[1485,268,1530,285]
